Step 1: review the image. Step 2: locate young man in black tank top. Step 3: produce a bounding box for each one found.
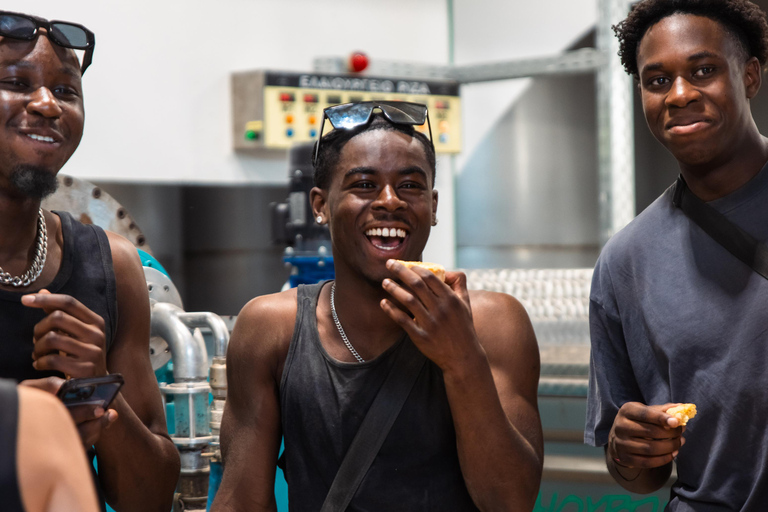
[214,108,543,510]
[0,11,179,511]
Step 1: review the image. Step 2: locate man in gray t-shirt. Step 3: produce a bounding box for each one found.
[585,1,768,510]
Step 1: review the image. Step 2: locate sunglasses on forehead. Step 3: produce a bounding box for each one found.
[0,10,95,74]
[312,101,434,167]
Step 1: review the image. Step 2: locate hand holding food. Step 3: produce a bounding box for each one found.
[609,402,686,471]
[666,403,697,426]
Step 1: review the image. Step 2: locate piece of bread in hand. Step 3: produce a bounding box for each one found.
[666,403,697,426]
[395,260,446,282]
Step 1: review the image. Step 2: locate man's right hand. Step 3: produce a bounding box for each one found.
[609,402,685,469]
[19,377,117,447]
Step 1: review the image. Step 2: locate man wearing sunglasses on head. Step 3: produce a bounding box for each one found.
[0,10,179,512]
[213,102,543,511]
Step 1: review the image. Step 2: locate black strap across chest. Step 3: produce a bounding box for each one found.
[673,175,768,280]
[320,339,427,512]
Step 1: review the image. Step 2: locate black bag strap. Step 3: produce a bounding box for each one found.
[320,340,427,512]
[672,175,768,280]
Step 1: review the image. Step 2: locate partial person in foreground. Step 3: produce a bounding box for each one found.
[0,10,179,511]
[0,379,100,512]
[213,101,543,511]
[585,1,768,509]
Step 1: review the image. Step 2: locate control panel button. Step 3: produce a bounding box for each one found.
[243,120,263,143]
[280,92,295,102]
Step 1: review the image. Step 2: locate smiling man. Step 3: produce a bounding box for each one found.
[213,104,543,511]
[585,1,768,509]
[0,10,179,512]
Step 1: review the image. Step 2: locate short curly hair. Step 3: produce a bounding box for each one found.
[614,0,768,78]
[313,113,436,190]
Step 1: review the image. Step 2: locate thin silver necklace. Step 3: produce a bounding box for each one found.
[330,282,365,363]
[0,208,48,288]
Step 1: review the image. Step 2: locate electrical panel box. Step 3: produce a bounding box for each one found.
[231,70,461,153]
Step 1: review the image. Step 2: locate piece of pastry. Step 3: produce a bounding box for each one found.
[395,260,446,282]
[666,403,697,426]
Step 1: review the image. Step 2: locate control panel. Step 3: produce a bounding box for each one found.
[232,70,461,153]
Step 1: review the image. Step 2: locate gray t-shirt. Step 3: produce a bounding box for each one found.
[585,164,768,511]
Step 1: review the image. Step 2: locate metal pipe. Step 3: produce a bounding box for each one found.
[178,311,230,358]
[150,302,208,381]
[597,0,636,243]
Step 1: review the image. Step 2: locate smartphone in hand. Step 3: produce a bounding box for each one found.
[56,374,124,409]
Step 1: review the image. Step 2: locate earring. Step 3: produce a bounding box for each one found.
[316,216,323,224]
[432,216,439,226]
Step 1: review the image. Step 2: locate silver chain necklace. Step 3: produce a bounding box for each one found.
[0,208,48,288]
[330,282,365,363]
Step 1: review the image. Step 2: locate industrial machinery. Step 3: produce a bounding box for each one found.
[270,141,335,288]
[146,267,230,511]
[231,70,461,153]
[44,177,230,512]
[42,174,150,253]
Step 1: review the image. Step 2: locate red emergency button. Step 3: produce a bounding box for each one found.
[304,94,318,103]
[280,92,295,102]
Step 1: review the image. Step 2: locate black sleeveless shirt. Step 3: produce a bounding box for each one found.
[0,211,118,382]
[0,212,117,511]
[0,379,25,512]
[279,282,480,511]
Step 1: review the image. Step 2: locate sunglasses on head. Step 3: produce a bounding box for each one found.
[0,10,95,74]
[312,101,433,167]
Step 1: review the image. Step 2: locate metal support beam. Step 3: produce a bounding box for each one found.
[450,48,606,82]
[597,0,636,244]
[314,48,605,83]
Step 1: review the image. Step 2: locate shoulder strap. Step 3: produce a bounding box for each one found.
[672,175,768,280]
[320,340,427,512]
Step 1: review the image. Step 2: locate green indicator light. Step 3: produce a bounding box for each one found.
[245,130,259,141]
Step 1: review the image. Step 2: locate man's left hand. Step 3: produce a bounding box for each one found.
[380,259,482,372]
[19,375,118,446]
[23,290,108,378]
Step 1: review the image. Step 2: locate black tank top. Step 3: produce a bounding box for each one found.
[279,281,480,512]
[0,211,118,382]
[0,379,25,512]
[0,212,117,511]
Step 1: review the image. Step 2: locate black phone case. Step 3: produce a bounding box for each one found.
[57,374,124,409]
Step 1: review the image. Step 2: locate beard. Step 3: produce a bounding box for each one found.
[9,165,59,199]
